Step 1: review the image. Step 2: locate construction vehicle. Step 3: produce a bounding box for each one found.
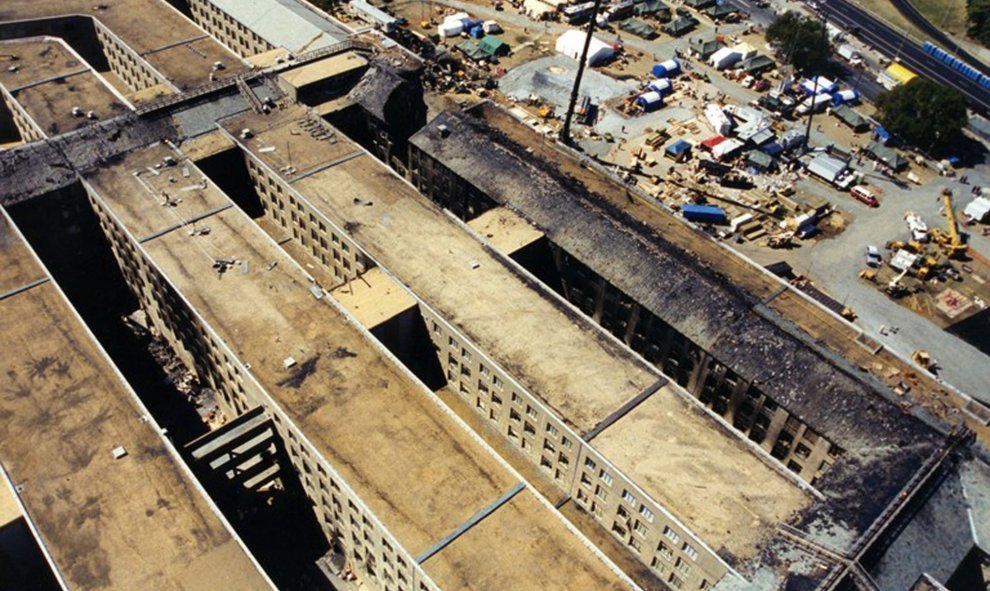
[767,232,793,248]
[859,268,877,282]
[912,350,936,372]
[885,239,925,253]
[931,188,968,259]
[538,103,555,119]
[885,268,909,298]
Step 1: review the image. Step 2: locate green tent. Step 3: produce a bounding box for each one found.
[634,0,671,20]
[456,40,487,61]
[739,54,774,75]
[864,141,908,171]
[478,36,510,57]
[831,104,869,132]
[689,37,724,59]
[662,16,698,36]
[457,36,510,61]
[620,18,658,39]
[745,149,774,171]
[704,3,737,19]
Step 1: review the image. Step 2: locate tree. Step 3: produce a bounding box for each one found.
[968,0,990,48]
[875,78,968,157]
[766,12,831,76]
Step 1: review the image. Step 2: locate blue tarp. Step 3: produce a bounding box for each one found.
[665,139,691,160]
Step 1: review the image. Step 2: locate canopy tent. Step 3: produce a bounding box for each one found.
[663,16,698,36]
[701,135,727,151]
[634,0,671,19]
[711,138,744,161]
[665,139,692,161]
[739,54,774,75]
[556,29,614,65]
[831,104,869,132]
[620,18,658,39]
[689,37,724,59]
[864,141,908,171]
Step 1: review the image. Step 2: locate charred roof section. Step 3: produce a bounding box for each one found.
[409,105,947,532]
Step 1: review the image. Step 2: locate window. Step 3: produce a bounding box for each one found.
[682,543,699,561]
[657,541,673,560]
[622,489,637,505]
[629,536,642,551]
[546,423,558,436]
[585,457,596,470]
[526,405,538,419]
[595,485,608,500]
[675,557,691,576]
[650,557,666,574]
[634,520,649,537]
[561,436,572,449]
[640,506,655,522]
[664,526,680,544]
[600,470,614,486]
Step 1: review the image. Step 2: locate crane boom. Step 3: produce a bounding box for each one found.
[941,188,967,258]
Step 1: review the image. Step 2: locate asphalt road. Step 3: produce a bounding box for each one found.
[811,0,990,113]
[888,0,990,78]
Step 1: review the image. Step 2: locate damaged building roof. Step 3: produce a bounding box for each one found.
[0,212,274,591]
[409,104,947,543]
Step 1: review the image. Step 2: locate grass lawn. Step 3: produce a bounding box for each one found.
[909,0,968,36]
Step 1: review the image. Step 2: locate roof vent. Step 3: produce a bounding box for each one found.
[437,124,450,138]
[212,61,225,71]
[240,128,253,139]
[86,110,97,120]
[283,357,298,369]
[71,106,83,117]
[112,446,128,460]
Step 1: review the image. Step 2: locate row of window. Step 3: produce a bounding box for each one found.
[190,0,273,58]
[89,187,440,591]
[247,155,370,283]
[95,24,161,91]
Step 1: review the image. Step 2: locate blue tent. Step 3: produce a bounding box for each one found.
[665,139,691,161]
[874,126,892,145]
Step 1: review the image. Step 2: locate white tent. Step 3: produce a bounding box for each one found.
[709,46,741,70]
[964,197,990,223]
[555,29,614,65]
[524,0,556,18]
[704,103,734,136]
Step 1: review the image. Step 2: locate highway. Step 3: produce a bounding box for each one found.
[811,0,990,113]
[888,0,990,78]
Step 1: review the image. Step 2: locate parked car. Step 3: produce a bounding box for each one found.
[850,184,879,207]
[865,245,883,268]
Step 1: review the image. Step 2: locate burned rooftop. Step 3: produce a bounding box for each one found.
[410,104,949,535]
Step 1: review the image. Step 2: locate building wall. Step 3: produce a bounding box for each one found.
[407,146,497,221]
[187,0,276,59]
[243,150,373,285]
[419,307,726,590]
[407,145,839,485]
[0,86,43,141]
[233,141,729,590]
[93,20,168,92]
[82,183,440,591]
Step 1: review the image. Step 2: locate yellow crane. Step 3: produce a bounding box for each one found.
[931,188,967,259]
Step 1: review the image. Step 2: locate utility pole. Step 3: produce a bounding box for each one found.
[803,4,829,152]
[560,0,606,145]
